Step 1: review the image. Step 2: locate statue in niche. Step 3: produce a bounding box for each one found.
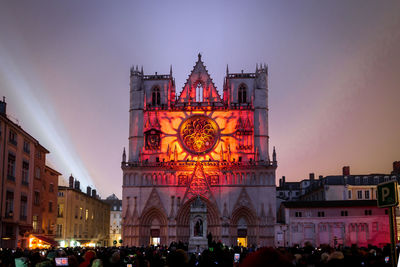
[194,219,203,236]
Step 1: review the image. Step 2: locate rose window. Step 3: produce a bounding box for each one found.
[179,115,219,154]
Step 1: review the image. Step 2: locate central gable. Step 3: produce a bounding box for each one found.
[177,54,223,104]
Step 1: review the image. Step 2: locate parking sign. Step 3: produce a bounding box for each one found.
[377,180,399,208]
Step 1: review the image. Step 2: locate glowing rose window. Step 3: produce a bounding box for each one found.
[179,115,219,154]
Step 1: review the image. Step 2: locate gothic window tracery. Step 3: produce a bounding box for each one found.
[238,84,247,104]
[196,83,203,102]
[151,87,161,106]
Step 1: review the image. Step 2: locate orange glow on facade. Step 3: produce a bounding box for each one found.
[122,55,276,247]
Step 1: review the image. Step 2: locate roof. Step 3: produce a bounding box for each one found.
[277,182,300,191]
[282,200,377,208]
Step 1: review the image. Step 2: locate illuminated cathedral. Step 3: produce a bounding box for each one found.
[121,54,277,247]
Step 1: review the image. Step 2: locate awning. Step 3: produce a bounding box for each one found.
[31,235,58,246]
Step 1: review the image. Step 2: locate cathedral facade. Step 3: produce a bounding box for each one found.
[122,54,277,247]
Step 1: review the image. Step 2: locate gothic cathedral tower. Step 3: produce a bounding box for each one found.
[122,54,277,247]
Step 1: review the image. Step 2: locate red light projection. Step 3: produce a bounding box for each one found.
[179,115,219,155]
[187,161,211,197]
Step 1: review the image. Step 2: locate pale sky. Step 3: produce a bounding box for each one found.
[1,0,399,198]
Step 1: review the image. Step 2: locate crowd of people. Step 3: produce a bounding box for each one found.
[0,241,395,267]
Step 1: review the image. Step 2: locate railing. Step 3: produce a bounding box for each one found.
[122,160,276,168]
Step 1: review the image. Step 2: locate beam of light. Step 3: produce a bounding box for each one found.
[0,45,95,190]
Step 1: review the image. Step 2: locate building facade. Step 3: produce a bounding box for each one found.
[31,142,60,246]
[103,194,122,246]
[122,54,277,247]
[276,200,390,248]
[0,98,60,248]
[56,177,110,247]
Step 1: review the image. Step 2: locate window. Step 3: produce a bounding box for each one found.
[22,161,29,185]
[58,191,64,197]
[23,140,30,153]
[57,204,64,217]
[365,190,370,199]
[151,87,161,106]
[364,209,372,216]
[85,209,89,220]
[20,195,27,220]
[49,202,53,212]
[80,207,83,219]
[56,224,63,237]
[348,190,352,199]
[33,215,38,232]
[363,177,368,184]
[341,210,348,216]
[196,83,203,102]
[238,84,247,104]
[9,130,17,145]
[355,177,360,185]
[357,190,362,199]
[7,153,16,180]
[36,150,42,159]
[35,167,41,179]
[34,191,40,206]
[75,206,79,219]
[318,211,325,217]
[5,191,14,218]
[295,211,302,217]
[49,183,54,192]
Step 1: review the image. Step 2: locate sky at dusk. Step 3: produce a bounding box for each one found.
[1,1,399,198]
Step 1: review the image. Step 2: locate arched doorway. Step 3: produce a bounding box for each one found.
[176,196,220,243]
[231,206,258,247]
[139,207,168,245]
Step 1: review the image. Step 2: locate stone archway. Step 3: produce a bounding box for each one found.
[139,207,168,245]
[176,196,221,243]
[230,206,258,246]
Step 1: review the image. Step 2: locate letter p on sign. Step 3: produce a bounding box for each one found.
[377,181,399,208]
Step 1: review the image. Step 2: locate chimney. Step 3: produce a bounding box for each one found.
[92,189,96,198]
[343,166,350,176]
[309,173,315,182]
[74,180,80,191]
[0,96,6,115]
[86,186,91,195]
[319,175,323,180]
[69,175,74,188]
[282,176,286,187]
[279,177,282,187]
[392,161,400,175]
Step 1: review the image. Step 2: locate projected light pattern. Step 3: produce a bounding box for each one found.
[179,115,219,155]
[0,47,95,189]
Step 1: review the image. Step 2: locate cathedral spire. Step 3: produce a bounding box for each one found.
[174,144,178,161]
[166,144,171,161]
[122,147,126,163]
[198,52,202,61]
[273,146,277,162]
[226,64,229,76]
[170,64,173,76]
